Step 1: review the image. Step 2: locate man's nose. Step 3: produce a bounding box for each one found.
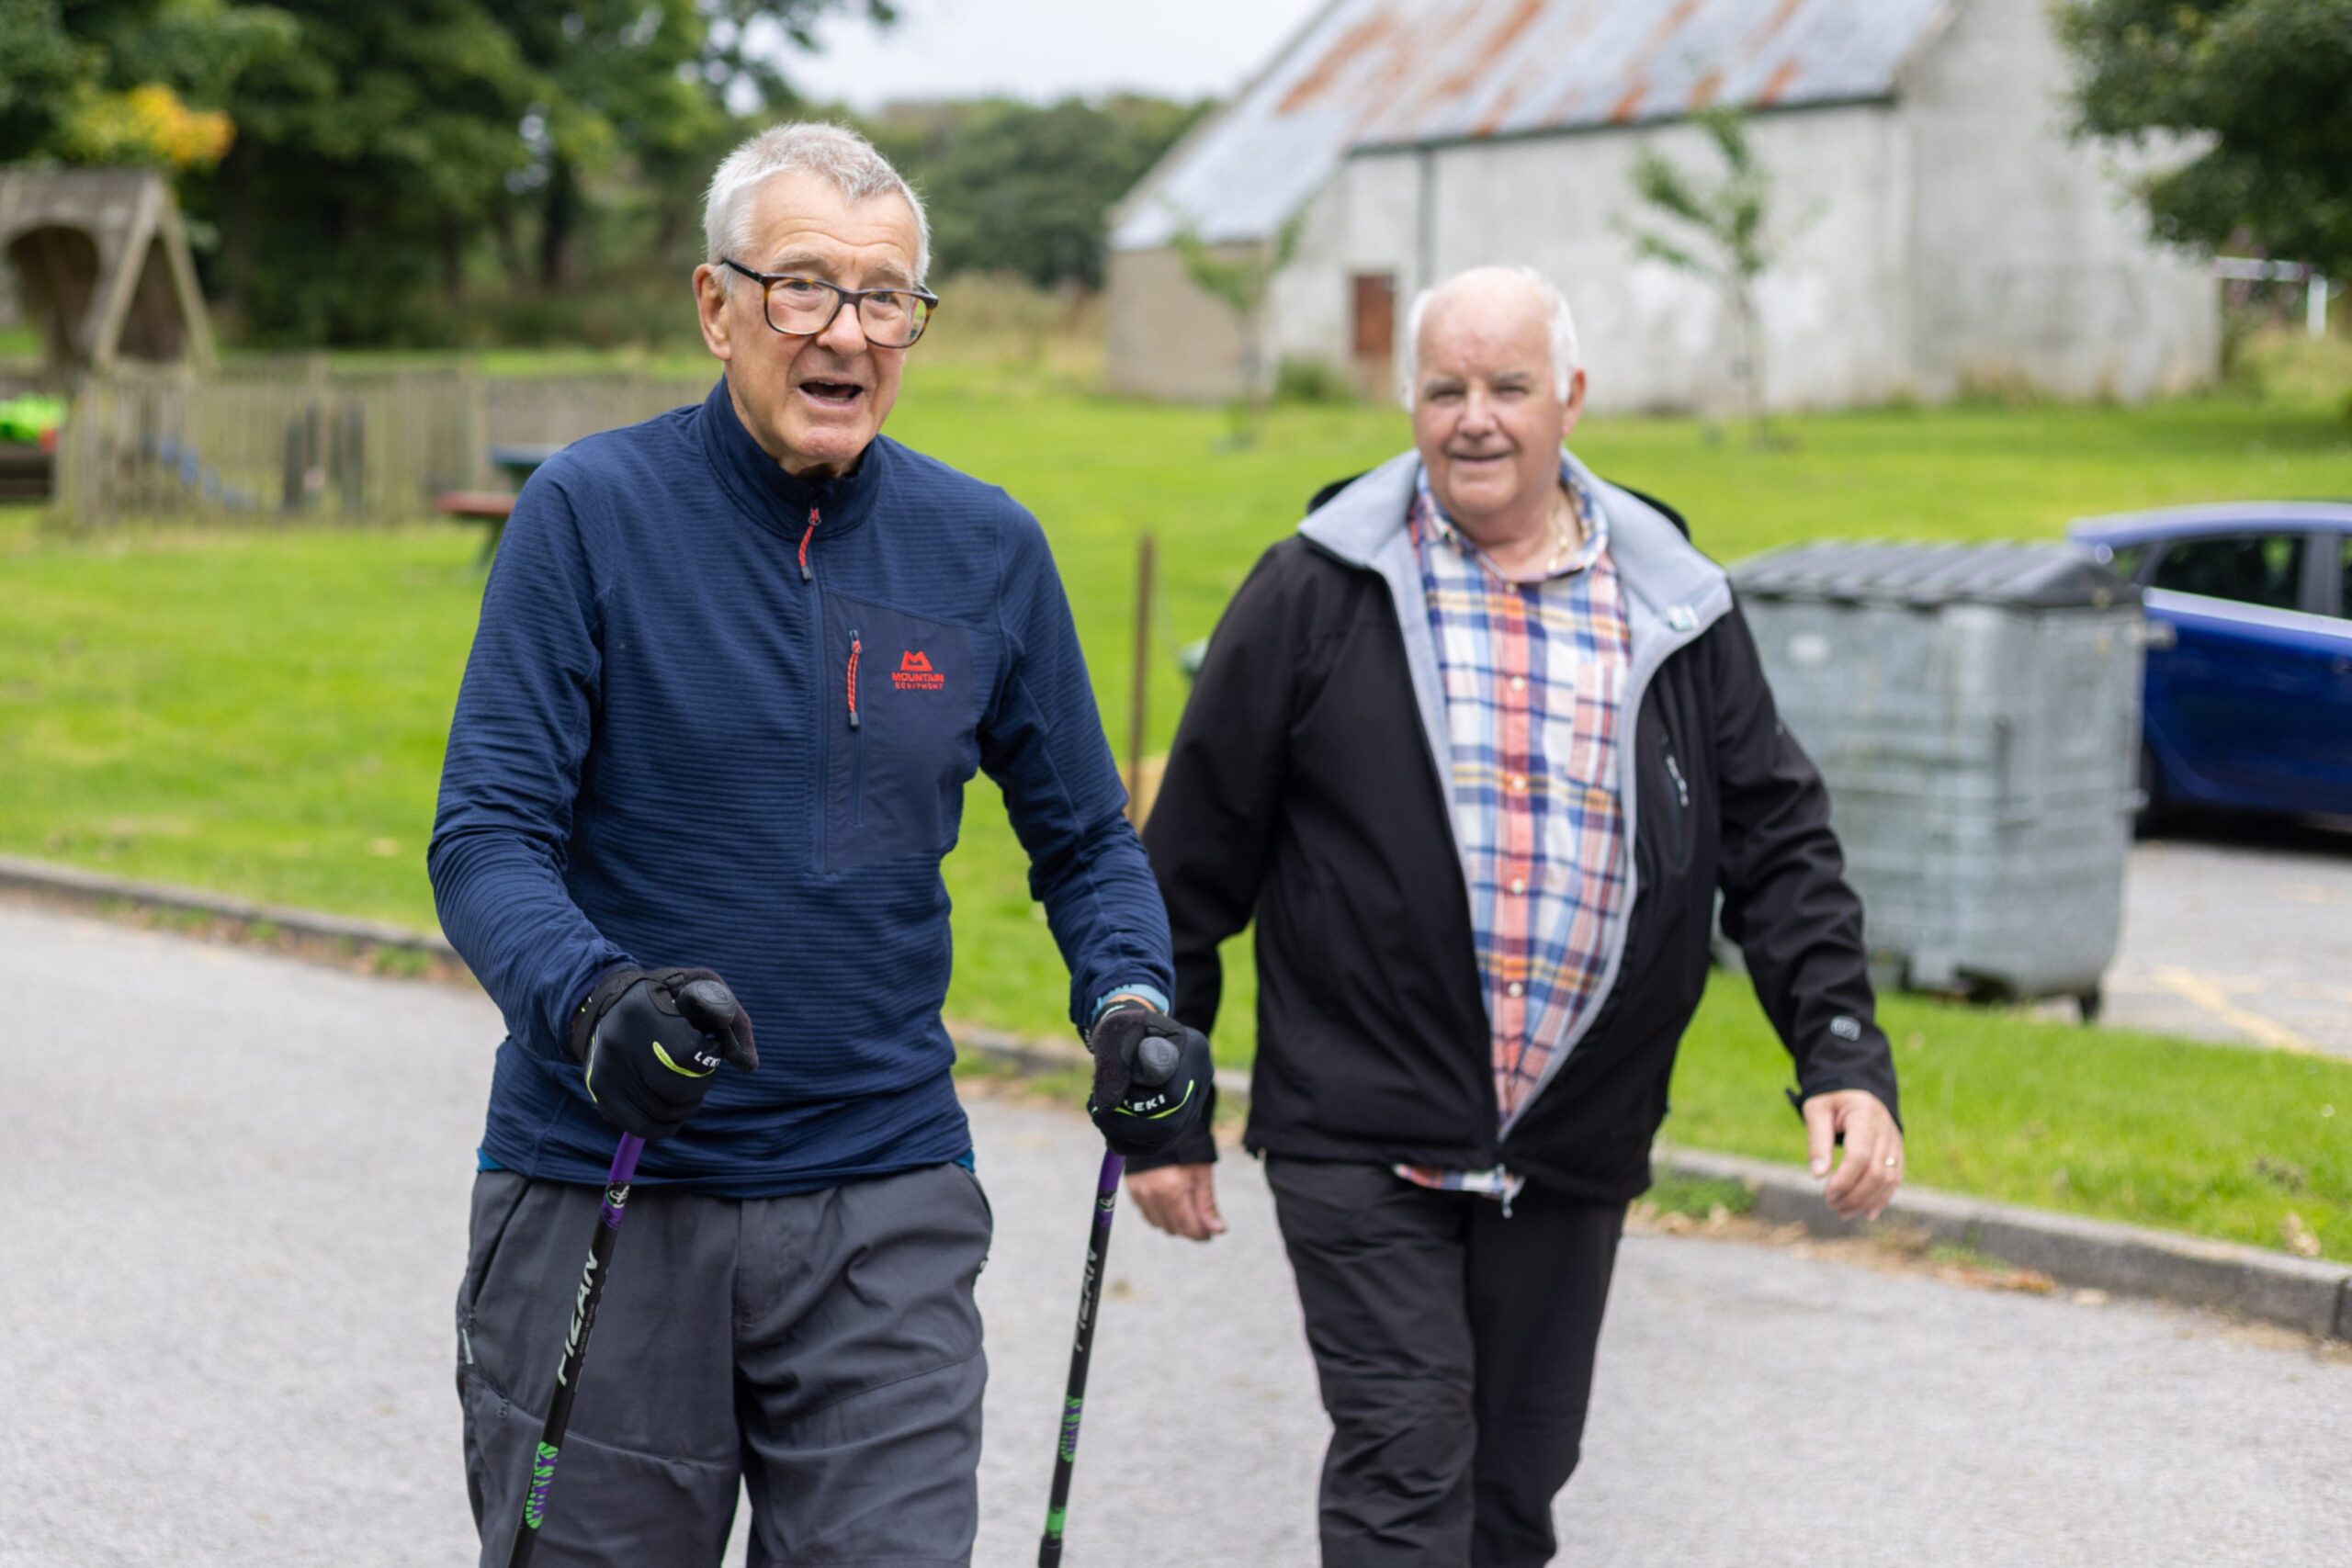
[816,296,870,356]
[1458,389,1497,431]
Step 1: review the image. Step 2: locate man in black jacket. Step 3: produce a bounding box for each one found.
[1131,266,1903,1568]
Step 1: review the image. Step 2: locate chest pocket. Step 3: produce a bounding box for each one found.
[822,594,981,872]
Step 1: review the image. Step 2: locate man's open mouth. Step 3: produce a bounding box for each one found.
[800,378,865,407]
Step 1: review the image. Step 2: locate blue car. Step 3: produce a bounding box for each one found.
[2070,502,2352,827]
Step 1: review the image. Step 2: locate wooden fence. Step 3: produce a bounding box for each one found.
[44,361,711,527]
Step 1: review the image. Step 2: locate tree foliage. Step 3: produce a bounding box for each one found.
[2,2,1203,347]
[870,95,1208,288]
[1170,214,1302,446]
[2059,0,2352,276]
[1619,107,1809,435]
[0,0,893,344]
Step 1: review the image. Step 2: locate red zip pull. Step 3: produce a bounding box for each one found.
[846,631,862,729]
[798,504,819,582]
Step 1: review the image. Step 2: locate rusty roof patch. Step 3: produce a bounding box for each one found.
[1276,12,1401,116]
[1754,56,1804,107]
[1113,0,1952,251]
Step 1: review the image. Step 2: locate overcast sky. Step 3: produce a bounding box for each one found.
[786,0,1331,109]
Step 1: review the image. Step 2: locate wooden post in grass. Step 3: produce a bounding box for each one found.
[1127,534,1155,824]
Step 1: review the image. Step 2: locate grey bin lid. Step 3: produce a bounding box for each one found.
[1730,541,2137,611]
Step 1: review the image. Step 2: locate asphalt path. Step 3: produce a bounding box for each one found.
[4,901,2347,1566]
[2106,822,2352,1057]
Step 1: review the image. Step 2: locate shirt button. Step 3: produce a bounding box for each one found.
[1506,982,1525,998]
[1508,774,1528,793]
[1509,675,1527,693]
[1508,876,1527,895]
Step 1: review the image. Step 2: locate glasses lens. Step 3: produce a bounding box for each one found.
[860,291,930,348]
[765,277,839,334]
[855,293,908,345]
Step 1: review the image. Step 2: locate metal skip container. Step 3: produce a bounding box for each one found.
[1728,542,2144,1015]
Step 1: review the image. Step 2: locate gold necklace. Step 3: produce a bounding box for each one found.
[1544,485,1578,570]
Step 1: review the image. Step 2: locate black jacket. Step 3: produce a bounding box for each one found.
[1138,452,1898,1201]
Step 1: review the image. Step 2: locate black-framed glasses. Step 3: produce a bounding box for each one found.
[721,258,938,348]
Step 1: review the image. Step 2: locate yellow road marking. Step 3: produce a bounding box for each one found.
[2147,967,2315,1054]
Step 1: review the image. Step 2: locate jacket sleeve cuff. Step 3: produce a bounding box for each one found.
[565,961,642,1063]
[1783,1077,1905,1134]
[1091,983,1170,1021]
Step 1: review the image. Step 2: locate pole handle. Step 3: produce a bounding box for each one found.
[1134,1033,1179,1089]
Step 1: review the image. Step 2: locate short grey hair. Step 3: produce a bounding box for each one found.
[1397,266,1582,409]
[703,121,930,288]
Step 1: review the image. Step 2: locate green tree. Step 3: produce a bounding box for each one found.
[875,95,1209,288]
[4,0,896,344]
[187,2,541,342]
[0,1,93,161]
[492,1,894,290]
[2059,0,2352,279]
[1171,214,1300,448]
[0,0,289,167]
[1619,107,1808,440]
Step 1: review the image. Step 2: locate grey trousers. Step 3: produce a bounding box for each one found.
[457,1161,993,1567]
[1266,1158,1626,1568]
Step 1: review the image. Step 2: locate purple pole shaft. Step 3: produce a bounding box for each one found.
[507,1134,645,1568]
[600,1134,645,1224]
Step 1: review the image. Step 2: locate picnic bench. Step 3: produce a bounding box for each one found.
[435,442,563,562]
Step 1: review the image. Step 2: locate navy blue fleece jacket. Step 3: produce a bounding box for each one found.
[429,378,1172,1195]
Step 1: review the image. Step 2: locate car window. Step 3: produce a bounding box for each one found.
[2339,536,2352,619]
[2148,535,2306,612]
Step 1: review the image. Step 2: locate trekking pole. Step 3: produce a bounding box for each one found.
[1038,1035,1179,1566]
[506,1132,645,1568]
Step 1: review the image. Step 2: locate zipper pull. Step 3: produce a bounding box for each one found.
[798,505,819,583]
[1663,739,1690,807]
[846,630,862,729]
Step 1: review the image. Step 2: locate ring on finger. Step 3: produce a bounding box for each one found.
[1883,1156,1900,1168]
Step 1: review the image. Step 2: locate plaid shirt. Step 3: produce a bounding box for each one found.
[1396,459,1633,1207]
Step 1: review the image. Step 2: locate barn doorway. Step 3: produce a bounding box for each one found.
[1351,271,1396,394]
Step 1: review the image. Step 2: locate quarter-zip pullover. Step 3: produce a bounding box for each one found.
[431,378,1172,1195]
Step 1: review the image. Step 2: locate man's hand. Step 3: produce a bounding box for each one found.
[570,965,759,1141]
[1085,1004,1214,1157]
[1126,1163,1225,1241]
[1803,1089,1903,1221]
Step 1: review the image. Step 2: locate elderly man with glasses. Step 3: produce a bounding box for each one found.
[430,121,1209,1566]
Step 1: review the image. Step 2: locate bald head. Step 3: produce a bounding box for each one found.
[1400,266,1581,410]
[1405,265,1588,546]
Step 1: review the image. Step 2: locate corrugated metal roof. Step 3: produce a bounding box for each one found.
[1113,0,1953,250]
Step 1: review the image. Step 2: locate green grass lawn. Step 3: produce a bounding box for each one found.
[5,374,2350,1258]
[1673,985,2352,1263]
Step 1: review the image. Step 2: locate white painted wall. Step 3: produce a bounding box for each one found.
[1254,106,1913,414]
[1900,0,2219,400]
[1111,0,2217,409]
[1424,104,1909,414]
[1260,153,1421,398]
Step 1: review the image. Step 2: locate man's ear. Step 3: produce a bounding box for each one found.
[1559,367,1589,438]
[695,265,734,363]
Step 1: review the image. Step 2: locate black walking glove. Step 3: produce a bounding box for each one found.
[568,965,759,1141]
[1085,1003,1213,1157]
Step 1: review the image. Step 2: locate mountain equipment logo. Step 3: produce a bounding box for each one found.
[892,649,945,692]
